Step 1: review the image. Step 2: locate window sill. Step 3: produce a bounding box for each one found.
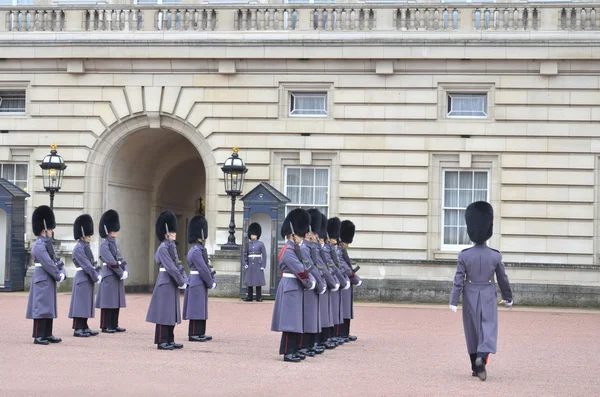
[434,250,462,261]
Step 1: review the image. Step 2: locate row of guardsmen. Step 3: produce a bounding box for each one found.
[271,208,363,362]
[25,206,215,350]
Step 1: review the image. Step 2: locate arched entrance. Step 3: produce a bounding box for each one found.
[84,115,217,287]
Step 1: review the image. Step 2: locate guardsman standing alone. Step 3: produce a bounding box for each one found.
[271,208,315,362]
[68,214,102,337]
[337,219,362,342]
[449,201,513,381]
[146,210,188,350]
[96,209,128,333]
[183,215,216,342]
[26,205,67,345]
[242,222,267,302]
[326,217,350,343]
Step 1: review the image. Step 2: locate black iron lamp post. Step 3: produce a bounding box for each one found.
[221,147,248,250]
[40,143,67,210]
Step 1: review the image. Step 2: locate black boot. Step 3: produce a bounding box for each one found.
[158,343,174,350]
[45,335,62,343]
[474,355,487,381]
[34,337,49,345]
[243,287,253,302]
[256,286,262,302]
[84,329,99,336]
[470,353,478,376]
[74,329,91,337]
[284,353,301,362]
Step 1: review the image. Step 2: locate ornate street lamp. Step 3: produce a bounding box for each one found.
[40,143,67,210]
[221,147,248,250]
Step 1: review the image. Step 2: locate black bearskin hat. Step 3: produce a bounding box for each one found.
[318,212,328,240]
[307,208,323,236]
[99,209,120,238]
[281,208,310,239]
[156,210,178,242]
[32,205,55,236]
[248,222,262,240]
[465,201,494,245]
[340,220,355,245]
[188,215,208,244]
[74,214,94,240]
[327,217,341,240]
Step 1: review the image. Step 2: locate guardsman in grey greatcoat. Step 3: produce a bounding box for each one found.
[326,217,350,343]
[450,201,513,381]
[146,210,188,350]
[271,208,315,362]
[68,214,102,337]
[308,209,338,350]
[337,220,362,342]
[95,209,128,333]
[26,205,67,345]
[183,215,216,342]
[242,222,267,302]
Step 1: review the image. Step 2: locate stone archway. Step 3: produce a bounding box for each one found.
[84,114,217,287]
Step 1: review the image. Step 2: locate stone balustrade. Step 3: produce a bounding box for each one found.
[1,3,598,33]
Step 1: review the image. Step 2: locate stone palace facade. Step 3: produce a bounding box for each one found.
[1,0,600,305]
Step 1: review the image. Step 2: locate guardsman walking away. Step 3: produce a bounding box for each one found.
[449,201,513,381]
[308,209,338,350]
[271,208,316,362]
[146,210,188,350]
[326,217,350,343]
[26,205,67,345]
[96,209,128,333]
[242,222,267,302]
[337,220,362,342]
[68,214,102,337]
[183,215,216,342]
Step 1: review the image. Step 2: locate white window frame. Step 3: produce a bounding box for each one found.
[441,169,490,251]
[134,0,181,4]
[0,89,27,115]
[285,0,335,3]
[289,92,328,118]
[447,93,488,119]
[284,166,330,217]
[0,0,34,5]
[0,163,29,193]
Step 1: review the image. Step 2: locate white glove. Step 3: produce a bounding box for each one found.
[178,284,187,290]
[260,267,264,271]
[212,282,217,289]
[449,305,458,312]
[343,280,351,290]
[120,271,129,281]
[501,299,513,308]
[244,265,248,269]
[309,280,316,290]
[332,283,340,292]
[356,279,363,287]
[58,273,66,283]
[319,286,326,295]
[96,275,102,284]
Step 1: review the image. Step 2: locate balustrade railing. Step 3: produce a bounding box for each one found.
[1,3,598,34]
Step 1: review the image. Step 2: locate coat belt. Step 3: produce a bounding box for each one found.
[248,254,261,258]
[281,273,296,279]
[34,263,42,267]
[75,268,82,272]
[159,268,166,272]
[190,270,199,275]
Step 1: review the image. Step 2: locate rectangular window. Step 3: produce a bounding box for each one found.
[442,170,489,249]
[284,167,330,217]
[0,0,34,5]
[447,93,487,119]
[0,163,29,192]
[0,90,26,114]
[289,92,327,117]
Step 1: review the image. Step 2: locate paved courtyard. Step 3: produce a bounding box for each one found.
[0,292,598,396]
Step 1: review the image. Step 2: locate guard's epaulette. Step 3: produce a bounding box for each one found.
[488,247,501,253]
[460,246,473,253]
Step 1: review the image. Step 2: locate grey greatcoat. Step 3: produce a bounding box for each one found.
[95,237,127,309]
[26,237,66,319]
[68,241,100,319]
[449,244,513,354]
[242,239,267,287]
[146,240,188,326]
[336,246,355,320]
[183,243,214,321]
[311,241,337,328]
[271,240,313,334]
[301,242,324,334]
[323,243,346,325]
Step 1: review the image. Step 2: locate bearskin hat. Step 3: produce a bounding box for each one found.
[327,217,341,240]
[74,214,94,240]
[465,201,494,245]
[99,209,120,238]
[155,210,178,242]
[307,208,323,236]
[188,215,208,244]
[340,220,355,245]
[281,208,310,239]
[248,222,262,240]
[32,205,55,236]
[318,212,328,240]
